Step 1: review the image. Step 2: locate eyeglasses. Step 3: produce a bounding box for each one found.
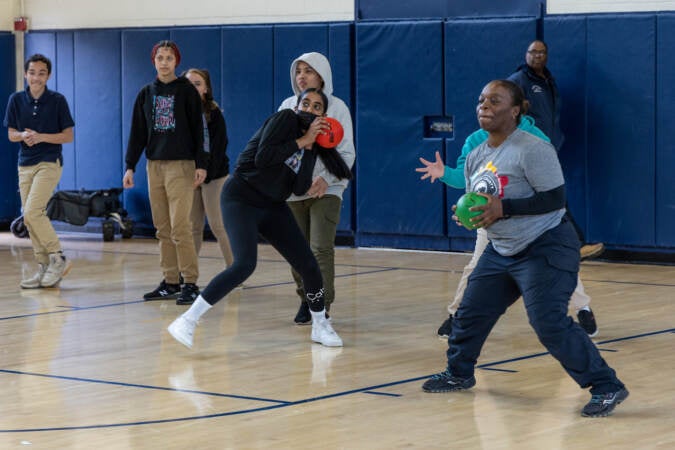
[527,50,547,56]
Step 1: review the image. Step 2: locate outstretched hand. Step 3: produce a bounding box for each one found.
[416,151,445,183]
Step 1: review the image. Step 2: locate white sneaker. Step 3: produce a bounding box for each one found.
[311,319,343,347]
[20,263,46,289]
[168,315,197,349]
[41,253,72,288]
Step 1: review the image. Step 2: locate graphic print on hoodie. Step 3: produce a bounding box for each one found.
[153,94,176,132]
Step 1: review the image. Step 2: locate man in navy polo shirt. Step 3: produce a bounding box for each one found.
[4,53,75,288]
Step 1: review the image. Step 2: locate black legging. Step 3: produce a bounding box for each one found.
[200,177,325,311]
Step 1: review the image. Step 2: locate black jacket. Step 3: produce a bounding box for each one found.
[508,64,565,151]
[235,109,316,203]
[204,107,229,183]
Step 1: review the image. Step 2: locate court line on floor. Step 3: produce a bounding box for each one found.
[1,326,671,433]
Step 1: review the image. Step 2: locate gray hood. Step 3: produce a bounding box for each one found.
[289,52,333,97]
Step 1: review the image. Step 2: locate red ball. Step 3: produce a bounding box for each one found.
[315,117,344,148]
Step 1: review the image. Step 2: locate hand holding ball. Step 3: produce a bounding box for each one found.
[315,117,344,148]
[455,192,488,230]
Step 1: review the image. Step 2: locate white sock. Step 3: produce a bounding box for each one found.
[310,308,327,324]
[183,295,212,322]
[578,306,591,313]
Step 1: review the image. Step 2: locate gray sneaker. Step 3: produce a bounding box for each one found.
[20,263,46,289]
[41,253,71,288]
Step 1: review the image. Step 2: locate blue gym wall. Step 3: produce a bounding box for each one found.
[3,10,675,255]
[20,23,355,236]
[0,32,17,224]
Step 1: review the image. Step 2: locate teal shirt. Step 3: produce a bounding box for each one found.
[439,115,550,189]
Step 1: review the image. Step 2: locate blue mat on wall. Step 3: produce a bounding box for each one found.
[586,14,656,247]
[356,20,446,249]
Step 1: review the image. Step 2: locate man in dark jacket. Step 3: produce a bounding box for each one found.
[508,40,604,262]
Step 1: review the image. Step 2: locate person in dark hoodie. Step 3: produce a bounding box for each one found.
[184,68,233,270]
[508,40,605,263]
[168,88,347,349]
[123,40,208,306]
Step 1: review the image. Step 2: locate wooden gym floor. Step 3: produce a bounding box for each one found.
[0,231,673,449]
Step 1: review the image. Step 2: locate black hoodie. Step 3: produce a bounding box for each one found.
[234,109,316,203]
[125,76,208,171]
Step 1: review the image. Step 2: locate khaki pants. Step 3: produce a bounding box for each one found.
[147,160,199,284]
[448,227,590,314]
[18,161,63,265]
[191,175,233,266]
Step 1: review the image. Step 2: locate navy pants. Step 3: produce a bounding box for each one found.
[448,220,624,394]
[201,177,325,311]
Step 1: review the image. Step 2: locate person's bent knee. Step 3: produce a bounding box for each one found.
[229,260,256,280]
[23,208,46,226]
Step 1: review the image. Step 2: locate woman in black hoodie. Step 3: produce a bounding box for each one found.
[168,88,348,350]
[184,68,233,270]
[123,40,208,306]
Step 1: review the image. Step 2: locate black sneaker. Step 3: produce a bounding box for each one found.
[581,388,629,417]
[437,314,453,338]
[294,300,311,325]
[176,283,200,305]
[422,370,476,393]
[143,280,181,301]
[577,309,599,337]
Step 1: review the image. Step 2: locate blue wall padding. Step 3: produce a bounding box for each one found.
[443,18,536,244]
[220,26,274,175]
[356,21,446,248]
[543,16,588,238]
[73,30,122,190]
[586,15,655,246]
[0,33,18,221]
[656,14,675,247]
[356,0,542,20]
[171,27,224,118]
[9,13,675,255]
[55,32,76,190]
[121,29,170,228]
[329,23,355,234]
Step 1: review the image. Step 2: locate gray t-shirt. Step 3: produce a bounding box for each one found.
[465,128,565,256]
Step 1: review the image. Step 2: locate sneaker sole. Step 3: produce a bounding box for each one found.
[144,293,181,301]
[581,389,629,417]
[580,247,605,261]
[422,386,473,393]
[312,338,343,347]
[295,320,312,326]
